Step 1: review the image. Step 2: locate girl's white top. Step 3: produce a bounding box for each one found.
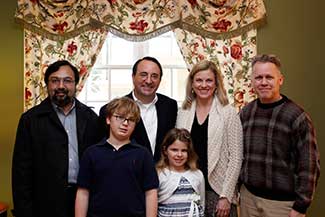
[158,168,205,210]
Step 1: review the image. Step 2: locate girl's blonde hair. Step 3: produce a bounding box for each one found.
[156,128,198,172]
[182,60,229,109]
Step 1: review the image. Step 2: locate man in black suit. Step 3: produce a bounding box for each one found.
[100,56,178,162]
[12,60,103,217]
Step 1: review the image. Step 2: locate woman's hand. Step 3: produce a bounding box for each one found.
[216,197,231,217]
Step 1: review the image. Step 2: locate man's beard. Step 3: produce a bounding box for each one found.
[51,88,74,107]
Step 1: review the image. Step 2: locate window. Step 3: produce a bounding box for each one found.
[77,32,189,114]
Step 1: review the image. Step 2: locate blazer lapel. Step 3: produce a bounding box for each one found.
[154,97,164,154]
[127,92,152,153]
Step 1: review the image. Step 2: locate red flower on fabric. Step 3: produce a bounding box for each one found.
[212,19,231,32]
[234,89,245,104]
[230,43,243,60]
[198,54,205,61]
[222,45,229,54]
[25,87,32,100]
[54,12,64,18]
[25,45,32,54]
[249,87,255,95]
[187,0,198,7]
[215,9,226,15]
[133,0,146,4]
[79,61,87,77]
[107,0,117,4]
[67,42,78,56]
[210,41,216,47]
[129,20,148,33]
[132,12,142,18]
[190,42,199,55]
[25,70,31,77]
[52,21,68,34]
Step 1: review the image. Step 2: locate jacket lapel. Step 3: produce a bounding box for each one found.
[40,98,65,130]
[75,100,88,153]
[154,96,164,154]
[127,92,152,153]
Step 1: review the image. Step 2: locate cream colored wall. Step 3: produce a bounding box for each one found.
[1,0,324,216]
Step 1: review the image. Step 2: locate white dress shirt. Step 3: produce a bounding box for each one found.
[132,92,158,154]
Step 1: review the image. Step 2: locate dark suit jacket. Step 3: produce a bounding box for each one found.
[99,92,178,162]
[12,97,103,217]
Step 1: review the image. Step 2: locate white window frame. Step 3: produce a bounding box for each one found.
[78,32,188,113]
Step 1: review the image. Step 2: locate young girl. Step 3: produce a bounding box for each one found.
[156,128,205,217]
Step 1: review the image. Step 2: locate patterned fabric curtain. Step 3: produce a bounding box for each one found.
[24,29,108,110]
[15,0,266,41]
[174,28,257,110]
[15,0,266,110]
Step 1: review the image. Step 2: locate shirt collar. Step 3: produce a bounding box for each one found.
[132,91,158,106]
[257,95,287,109]
[103,140,140,151]
[52,99,76,115]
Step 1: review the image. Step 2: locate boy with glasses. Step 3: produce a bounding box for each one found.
[75,97,159,217]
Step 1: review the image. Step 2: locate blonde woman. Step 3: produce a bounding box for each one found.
[176,60,242,217]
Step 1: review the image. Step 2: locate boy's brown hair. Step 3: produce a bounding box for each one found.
[105,97,141,123]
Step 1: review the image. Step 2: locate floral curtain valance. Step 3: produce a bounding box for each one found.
[15,0,266,41]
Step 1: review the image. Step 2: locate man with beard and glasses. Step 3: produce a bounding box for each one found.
[12,60,103,217]
[99,56,178,162]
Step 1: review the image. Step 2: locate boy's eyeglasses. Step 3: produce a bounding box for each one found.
[49,77,75,85]
[113,115,136,124]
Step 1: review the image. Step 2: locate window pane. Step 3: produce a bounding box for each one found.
[172,68,189,102]
[110,37,134,65]
[110,69,133,98]
[85,69,109,101]
[148,37,172,64]
[157,68,172,96]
